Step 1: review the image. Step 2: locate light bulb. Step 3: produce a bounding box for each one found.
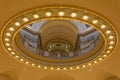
[15,22,21,26]
[5,43,10,46]
[82,15,88,20]
[23,17,29,22]
[71,12,77,17]
[106,30,111,34]
[109,36,114,39]
[58,11,65,16]
[9,27,14,31]
[45,11,52,17]
[92,20,98,24]
[33,14,39,19]
[110,41,114,44]
[6,33,11,36]
[101,25,106,28]
[4,38,10,41]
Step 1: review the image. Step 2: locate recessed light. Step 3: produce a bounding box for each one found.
[50,67,54,70]
[23,17,29,22]
[88,63,91,66]
[109,36,114,39]
[106,30,111,34]
[6,33,11,36]
[103,55,107,57]
[94,61,97,63]
[44,66,47,69]
[32,64,35,66]
[7,48,12,51]
[9,27,14,31]
[58,11,65,16]
[109,41,114,44]
[38,65,41,68]
[92,19,98,24]
[70,67,73,70]
[82,15,89,20]
[101,25,106,28]
[15,56,19,58]
[15,22,21,26]
[71,12,77,17]
[82,65,86,68]
[45,11,52,17]
[20,59,24,61]
[76,66,80,69]
[109,46,113,49]
[33,14,39,19]
[25,61,29,64]
[4,38,10,41]
[57,67,60,70]
[63,67,67,70]
[98,58,102,60]
[5,43,10,46]
[11,52,15,55]
[106,50,111,53]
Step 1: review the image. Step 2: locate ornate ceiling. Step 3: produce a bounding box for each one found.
[0,0,120,80]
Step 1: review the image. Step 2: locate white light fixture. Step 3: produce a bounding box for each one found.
[99,58,102,60]
[109,46,113,49]
[63,67,67,70]
[57,67,60,70]
[50,67,54,70]
[101,25,106,28]
[5,43,10,46]
[23,17,29,22]
[94,61,97,64]
[38,65,41,68]
[11,52,15,55]
[20,59,24,61]
[32,64,35,66]
[103,55,107,57]
[88,63,91,66]
[106,50,111,53]
[33,14,39,19]
[76,66,80,69]
[45,11,52,17]
[58,11,65,16]
[44,66,47,69]
[25,61,29,64]
[106,30,111,34]
[15,22,21,26]
[92,19,98,24]
[6,33,11,36]
[4,38,10,41]
[7,48,12,51]
[15,56,19,58]
[82,65,86,68]
[109,36,114,39]
[71,12,77,17]
[9,27,15,31]
[70,67,73,70]
[110,41,114,44]
[82,15,88,20]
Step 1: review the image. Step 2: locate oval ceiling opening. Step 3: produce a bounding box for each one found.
[15,19,104,60]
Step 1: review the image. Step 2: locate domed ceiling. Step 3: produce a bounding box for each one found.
[0,0,120,80]
[1,6,118,70]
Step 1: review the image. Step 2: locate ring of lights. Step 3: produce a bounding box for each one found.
[1,6,118,70]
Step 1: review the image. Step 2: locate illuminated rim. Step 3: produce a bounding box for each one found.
[1,6,118,70]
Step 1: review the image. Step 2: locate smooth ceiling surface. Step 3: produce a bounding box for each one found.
[0,0,120,80]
